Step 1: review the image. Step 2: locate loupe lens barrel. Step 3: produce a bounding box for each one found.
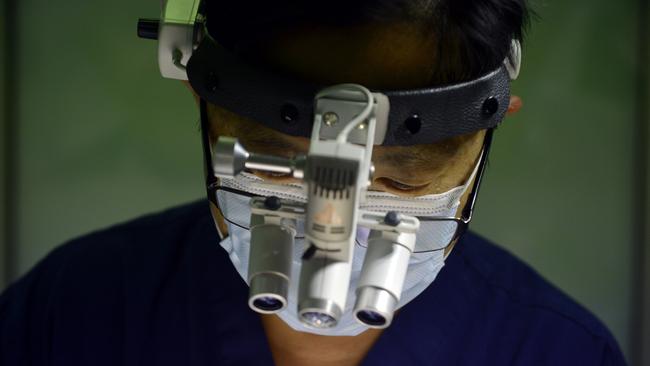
[298,254,351,328]
[354,232,413,328]
[249,274,287,313]
[248,221,294,314]
[354,287,395,328]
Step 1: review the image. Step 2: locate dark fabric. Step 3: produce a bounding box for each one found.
[0,200,626,365]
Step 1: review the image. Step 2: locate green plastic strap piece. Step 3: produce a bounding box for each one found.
[162,0,200,25]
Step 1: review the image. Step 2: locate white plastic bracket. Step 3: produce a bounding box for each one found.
[505,39,522,81]
[158,0,202,80]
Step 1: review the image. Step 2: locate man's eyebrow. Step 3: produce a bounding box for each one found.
[383,150,438,169]
[243,134,306,155]
[244,133,443,170]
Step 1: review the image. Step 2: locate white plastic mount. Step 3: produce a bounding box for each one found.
[158,0,202,80]
[505,39,522,81]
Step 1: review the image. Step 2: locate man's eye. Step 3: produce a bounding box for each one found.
[249,170,292,179]
[389,181,418,191]
[264,171,292,177]
[376,177,427,192]
[252,170,425,191]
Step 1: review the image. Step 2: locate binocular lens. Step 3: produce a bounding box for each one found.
[353,287,397,329]
[356,310,387,327]
[301,311,337,328]
[252,296,284,312]
[248,220,294,314]
[248,273,288,314]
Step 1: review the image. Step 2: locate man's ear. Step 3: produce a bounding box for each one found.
[507,95,523,116]
[182,80,200,105]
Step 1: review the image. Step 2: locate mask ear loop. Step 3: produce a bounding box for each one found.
[200,99,218,191]
[457,128,494,225]
[200,98,231,239]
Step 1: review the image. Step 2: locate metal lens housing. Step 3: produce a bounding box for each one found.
[248,218,294,314]
[298,254,351,329]
[353,287,396,328]
[248,273,288,314]
[353,228,417,329]
[298,298,342,329]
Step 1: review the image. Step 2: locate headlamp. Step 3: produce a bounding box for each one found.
[138,0,521,332]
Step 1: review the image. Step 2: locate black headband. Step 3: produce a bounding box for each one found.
[187,37,510,146]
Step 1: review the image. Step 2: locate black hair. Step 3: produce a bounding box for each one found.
[205,0,532,85]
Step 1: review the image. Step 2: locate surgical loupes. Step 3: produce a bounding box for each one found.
[212,84,409,330]
[353,210,420,328]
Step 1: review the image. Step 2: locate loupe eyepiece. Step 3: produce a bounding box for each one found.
[248,273,289,313]
[353,217,418,329]
[252,296,284,311]
[356,310,387,327]
[354,287,396,328]
[247,214,295,314]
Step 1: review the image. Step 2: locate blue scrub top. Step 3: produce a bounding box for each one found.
[0,201,626,365]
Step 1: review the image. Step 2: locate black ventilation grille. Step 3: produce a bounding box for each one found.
[306,156,360,200]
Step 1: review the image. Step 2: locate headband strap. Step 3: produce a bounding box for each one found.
[187,37,510,145]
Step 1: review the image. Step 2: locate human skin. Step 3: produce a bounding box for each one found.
[187,22,522,366]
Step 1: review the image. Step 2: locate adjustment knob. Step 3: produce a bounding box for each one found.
[213,137,250,178]
[137,18,160,40]
[384,211,402,226]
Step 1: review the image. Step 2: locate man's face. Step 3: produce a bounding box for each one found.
[198,22,520,249]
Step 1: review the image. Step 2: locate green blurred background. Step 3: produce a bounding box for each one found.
[1,0,648,364]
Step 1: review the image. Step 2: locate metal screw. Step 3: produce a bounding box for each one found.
[323,112,338,126]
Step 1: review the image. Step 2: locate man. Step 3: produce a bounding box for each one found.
[0,1,626,365]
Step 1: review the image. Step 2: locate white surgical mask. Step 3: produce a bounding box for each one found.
[214,161,479,336]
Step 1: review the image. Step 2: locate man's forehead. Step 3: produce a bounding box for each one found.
[256,22,439,89]
[207,22,480,164]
